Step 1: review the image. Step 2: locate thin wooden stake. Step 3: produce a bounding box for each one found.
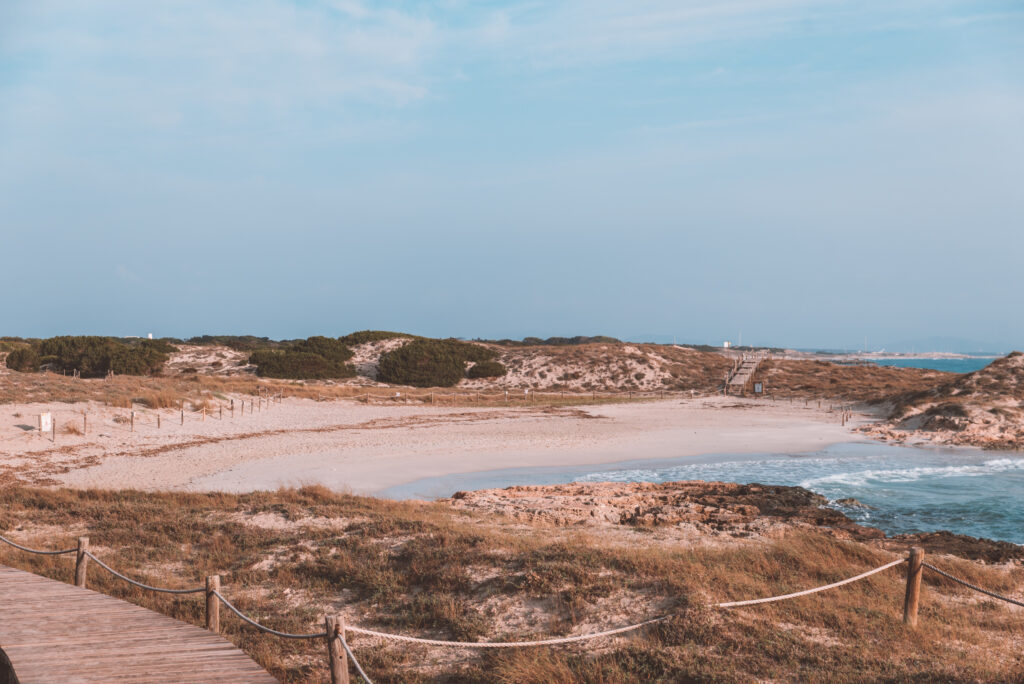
[157,413,161,429]
[181,408,184,425]
[326,615,349,684]
[903,547,925,627]
[206,575,220,632]
[83,413,87,435]
[75,537,89,588]
[130,411,135,433]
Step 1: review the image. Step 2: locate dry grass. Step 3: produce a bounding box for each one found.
[2,342,973,409]
[758,360,954,402]
[0,487,1021,683]
[60,419,83,435]
[0,367,676,410]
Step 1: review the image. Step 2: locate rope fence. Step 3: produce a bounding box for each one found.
[922,562,1024,608]
[2,531,1018,683]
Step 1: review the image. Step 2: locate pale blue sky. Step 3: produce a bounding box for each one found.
[1,1,1022,350]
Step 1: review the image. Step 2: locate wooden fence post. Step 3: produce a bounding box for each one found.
[181,408,184,425]
[206,575,220,632]
[202,406,206,422]
[326,614,349,684]
[157,413,161,429]
[75,537,89,588]
[130,411,135,433]
[903,547,925,627]
[83,412,87,435]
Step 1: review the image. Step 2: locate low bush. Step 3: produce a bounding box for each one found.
[467,360,507,379]
[7,336,171,377]
[485,335,622,347]
[339,330,420,346]
[290,336,353,363]
[378,339,496,387]
[248,350,355,380]
[187,335,289,351]
[5,347,40,372]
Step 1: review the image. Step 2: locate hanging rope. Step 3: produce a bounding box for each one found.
[0,534,76,556]
[212,590,329,639]
[922,563,1024,608]
[84,551,205,595]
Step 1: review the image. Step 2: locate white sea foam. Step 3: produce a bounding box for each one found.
[799,458,1024,489]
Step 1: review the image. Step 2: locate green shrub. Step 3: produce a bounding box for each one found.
[32,336,169,377]
[485,335,622,347]
[291,336,353,363]
[467,360,507,379]
[187,335,288,351]
[110,341,172,375]
[377,339,496,387]
[339,330,418,346]
[248,350,355,380]
[5,346,40,372]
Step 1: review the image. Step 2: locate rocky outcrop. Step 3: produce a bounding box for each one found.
[449,481,882,539]
[864,352,1024,450]
[449,481,1024,562]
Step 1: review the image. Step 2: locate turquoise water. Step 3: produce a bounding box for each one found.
[381,443,1024,544]
[868,357,994,373]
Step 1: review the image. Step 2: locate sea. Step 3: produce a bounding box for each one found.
[867,357,995,373]
[382,442,1024,545]
[382,354,1021,544]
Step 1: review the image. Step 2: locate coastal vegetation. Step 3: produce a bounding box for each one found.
[377,339,497,387]
[484,335,622,346]
[339,330,419,346]
[0,485,1020,683]
[467,360,508,378]
[187,335,292,351]
[248,336,356,380]
[3,336,172,377]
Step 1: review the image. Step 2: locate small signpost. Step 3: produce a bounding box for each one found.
[39,412,52,435]
[753,382,764,395]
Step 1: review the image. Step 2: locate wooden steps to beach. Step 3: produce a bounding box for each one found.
[727,352,768,393]
[0,564,276,683]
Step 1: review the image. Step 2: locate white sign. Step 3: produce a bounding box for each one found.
[39,412,52,434]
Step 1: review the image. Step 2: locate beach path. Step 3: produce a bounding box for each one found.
[0,564,276,683]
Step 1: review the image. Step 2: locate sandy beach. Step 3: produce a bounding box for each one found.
[0,396,871,495]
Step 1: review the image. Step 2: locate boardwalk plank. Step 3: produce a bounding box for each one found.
[0,564,278,683]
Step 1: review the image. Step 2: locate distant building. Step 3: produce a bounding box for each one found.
[723,341,732,348]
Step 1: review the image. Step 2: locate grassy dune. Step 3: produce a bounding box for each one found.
[1,487,1021,682]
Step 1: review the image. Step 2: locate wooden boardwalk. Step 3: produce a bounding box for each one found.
[727,352,768,393]
[0,564,277,683]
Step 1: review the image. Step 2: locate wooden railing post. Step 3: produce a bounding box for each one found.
[326,614,349,684]
[75,537,89,588]
[206,575,220,632]
[903,547,924,627]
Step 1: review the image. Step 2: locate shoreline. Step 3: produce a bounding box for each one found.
[1,396,873,493]
[183,396,872,494]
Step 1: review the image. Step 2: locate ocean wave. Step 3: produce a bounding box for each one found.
[799,458,1024,489]
[573,457,842,485]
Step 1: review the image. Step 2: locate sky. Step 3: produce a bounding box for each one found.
[1,1,1022,351]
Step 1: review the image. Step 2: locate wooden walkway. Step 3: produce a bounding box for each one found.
[0,564,277,683]
[727,352,768,393]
